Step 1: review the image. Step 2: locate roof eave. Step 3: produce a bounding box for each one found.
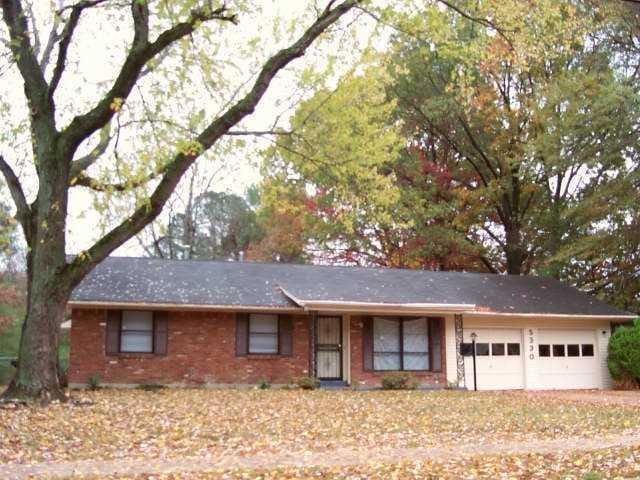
[278,287,474,314]
[303,303,474,315]
[67,300,302,313]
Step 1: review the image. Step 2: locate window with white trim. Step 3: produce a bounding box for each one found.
[249,314,278,354]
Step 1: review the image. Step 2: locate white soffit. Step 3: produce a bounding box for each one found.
[279,287,475,314]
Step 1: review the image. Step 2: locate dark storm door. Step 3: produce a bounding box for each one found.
[316,316,342,380]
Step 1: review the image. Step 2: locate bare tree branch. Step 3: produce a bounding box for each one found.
[58,0,110,14]
[64,0,359,284]
[225,129,293,136]
[71,169,156,191]
[69,124,112,177]
[48,0,110,96]
[24,0,40,56]
[0,154,32,239]
[60,2,238,156]
[2,0,51,114]
[435,0,514,47]
[39,17,62,70]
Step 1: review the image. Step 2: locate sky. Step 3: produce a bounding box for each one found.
[0,0,382,258]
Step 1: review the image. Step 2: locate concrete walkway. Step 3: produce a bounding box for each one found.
[2,430,640,479]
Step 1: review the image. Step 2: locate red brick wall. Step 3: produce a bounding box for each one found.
[349,316,446,388]
[69,309,311,386]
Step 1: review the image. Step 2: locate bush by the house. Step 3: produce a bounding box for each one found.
[295,376,320,390]
[88,374,101,390]
[608,319,640,388]
[258,379,271,390]
[381,372,418,390]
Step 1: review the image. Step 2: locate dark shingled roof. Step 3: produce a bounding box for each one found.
[70,257,630,316]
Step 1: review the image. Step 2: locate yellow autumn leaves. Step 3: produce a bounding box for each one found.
[1,389,639,478]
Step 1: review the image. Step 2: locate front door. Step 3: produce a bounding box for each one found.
[316,316,342,380]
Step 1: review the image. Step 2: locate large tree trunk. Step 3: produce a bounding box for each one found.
[542,203,564,279]
[4,281,69,402]
[2,146,71,402]
[504,223,525,275]
[2,228,71,402]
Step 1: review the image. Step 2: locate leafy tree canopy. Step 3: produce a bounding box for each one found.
[259,0,640,315]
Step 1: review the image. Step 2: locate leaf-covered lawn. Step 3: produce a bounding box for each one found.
[77,446,640,480]
[1,389,639,478]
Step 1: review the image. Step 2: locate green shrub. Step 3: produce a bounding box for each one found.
[88,374,101,390]
[58,329,70,373]
[58,362,68,388]
[258,379,271,390]
[295,376,320,390]
[608,319,640,387]
[381,372,418,390]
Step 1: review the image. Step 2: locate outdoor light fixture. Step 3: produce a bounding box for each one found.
[470,332,478,391]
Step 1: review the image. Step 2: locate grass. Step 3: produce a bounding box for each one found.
[0,278,69,385]
[0,301,23,384]
[0,318,70,384]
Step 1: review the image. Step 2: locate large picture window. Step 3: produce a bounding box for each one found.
[249,314,279,354]
[120,310,154,353]
[373,317,429,371]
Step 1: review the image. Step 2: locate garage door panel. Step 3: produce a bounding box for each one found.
[539,329,596,344]
[536,329,599,390]
[463,328,524,391]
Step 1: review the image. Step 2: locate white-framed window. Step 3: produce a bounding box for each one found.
[248,314,278,354]
[120,310,154,353]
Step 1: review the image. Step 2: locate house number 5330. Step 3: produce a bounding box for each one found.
[528,329,535,360]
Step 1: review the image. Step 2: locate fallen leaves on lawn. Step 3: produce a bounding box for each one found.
[56,445,640,479]
[0,389,639,472]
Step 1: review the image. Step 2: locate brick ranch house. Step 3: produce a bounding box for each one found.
[67,257,635,390]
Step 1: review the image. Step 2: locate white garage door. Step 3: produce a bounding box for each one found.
[536,329,600,389]
[463,329,524,390]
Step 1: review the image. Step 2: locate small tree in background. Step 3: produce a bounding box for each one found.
[608,320,640,388]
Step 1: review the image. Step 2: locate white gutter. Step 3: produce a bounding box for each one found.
[465,311,637,320]
[279,287,475,314]
[67,300,302,313]
[69,298,636,320]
